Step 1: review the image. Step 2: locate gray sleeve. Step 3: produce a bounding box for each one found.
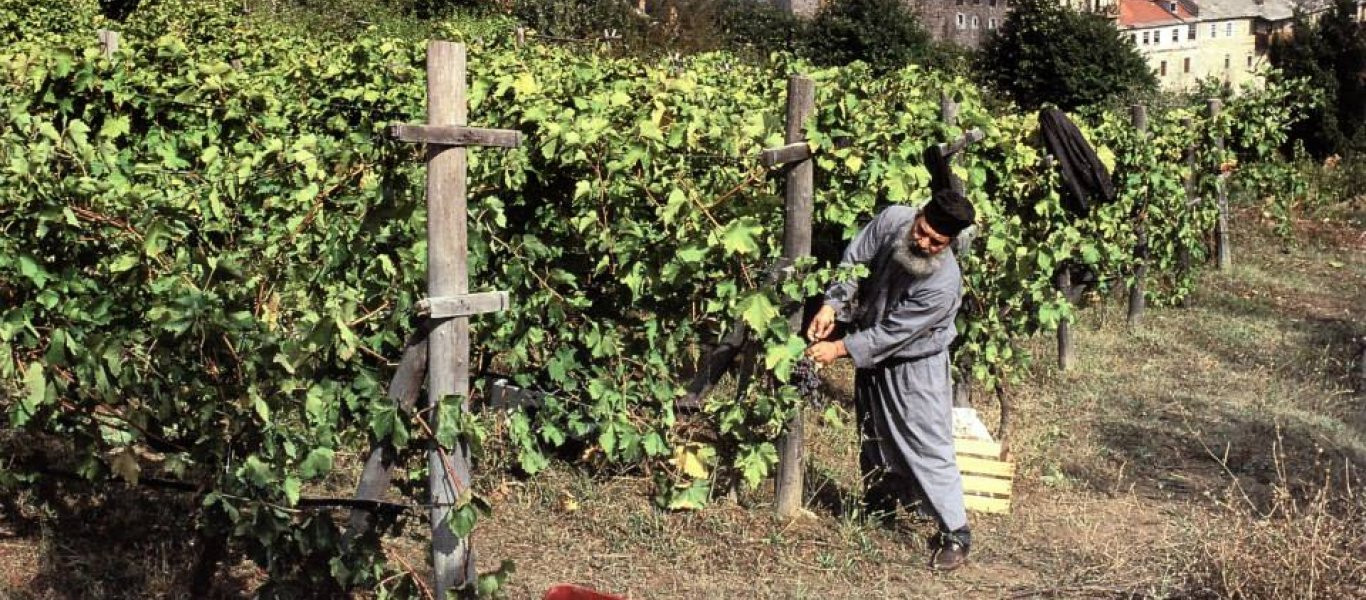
[824,211,891,319]
[841,286,955,369]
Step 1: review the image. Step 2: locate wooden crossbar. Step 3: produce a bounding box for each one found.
[760,142,813,167]
[417,292,510,318]
[935,128,986,159]
[388,124,523,148]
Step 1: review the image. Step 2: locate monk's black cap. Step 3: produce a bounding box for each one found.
[921,189,975,237]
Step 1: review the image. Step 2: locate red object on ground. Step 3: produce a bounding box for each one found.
[543,584,626,600]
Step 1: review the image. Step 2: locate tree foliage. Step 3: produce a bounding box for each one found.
[1269,0,1366,157]
[806,0,937,71]
[976,0,1157,110]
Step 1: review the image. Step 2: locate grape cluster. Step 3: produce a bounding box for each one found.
[789,357,825,406]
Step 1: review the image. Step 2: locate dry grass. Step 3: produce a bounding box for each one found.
[2,208,1363,598]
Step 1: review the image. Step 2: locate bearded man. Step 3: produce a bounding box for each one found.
[805,189,976,571]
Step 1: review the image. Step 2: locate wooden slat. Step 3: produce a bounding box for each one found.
[956,455,1014,478]
[964,494,1012,514]
[760,141,812,168]
[418,291,509,318]
[936,128,985,158]
[953,437,1001,459]
[962,474,1013,497]
[389,123,523,148]
[346,321,432,546]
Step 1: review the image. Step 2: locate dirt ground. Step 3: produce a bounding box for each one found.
[2,207,1363,599]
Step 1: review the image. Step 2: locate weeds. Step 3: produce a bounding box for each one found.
[1174,430,1366,599]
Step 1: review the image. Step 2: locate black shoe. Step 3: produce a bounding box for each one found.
[929,529,971,571]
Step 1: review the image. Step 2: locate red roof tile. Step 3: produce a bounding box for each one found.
[1119,0,1187,27]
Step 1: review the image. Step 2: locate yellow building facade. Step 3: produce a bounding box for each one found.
[1119,0,1303,92]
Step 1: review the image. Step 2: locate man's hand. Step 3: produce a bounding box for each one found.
[807,304,837,342]
[805,340,846,365]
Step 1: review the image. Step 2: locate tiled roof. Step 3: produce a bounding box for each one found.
[1119,0,1188,26]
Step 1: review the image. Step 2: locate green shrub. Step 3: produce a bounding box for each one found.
[807,0,935,71]
[977,0,1156,110]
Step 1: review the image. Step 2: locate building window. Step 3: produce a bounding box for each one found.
[1172,28,1179,42]
[1143,31,1150,44]
[1189,24,1197,39]
[1225,22,1233,36]
[972,15,979,28]
[1168,1,1177,10]
[988,17,997,29]
[1247,54,1253,68]
[1184,57,1191,72]
[1211,23,1217,37]
[957,13,965,28]
[1225,54,1231,69]
[1160,60,1167,76]
[989,0,997,6]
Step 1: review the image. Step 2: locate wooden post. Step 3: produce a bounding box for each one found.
[940,92,960,128]
[1179,116,1195,284]
[774,74,815,519]
[1044,153,1074,371]
[97,29,119,57]
[1056,266,1074,371]
[941,92,973,409]
[1209,98,1231,271]
[515,27,526,47]
[1127,104,1148,327]
[370,41,522,596]
[424,40,476,594]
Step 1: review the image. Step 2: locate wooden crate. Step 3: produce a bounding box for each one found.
[955,437,1014,514]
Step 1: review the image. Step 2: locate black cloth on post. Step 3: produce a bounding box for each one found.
[1038,108,1116,218]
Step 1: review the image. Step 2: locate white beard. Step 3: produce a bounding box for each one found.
[891,224,944,278]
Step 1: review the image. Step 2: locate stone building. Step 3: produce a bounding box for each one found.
[911,0,1014,48]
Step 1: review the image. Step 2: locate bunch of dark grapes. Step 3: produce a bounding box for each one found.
[789,357,824,406]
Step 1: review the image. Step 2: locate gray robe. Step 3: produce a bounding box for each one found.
[824,205,967,532]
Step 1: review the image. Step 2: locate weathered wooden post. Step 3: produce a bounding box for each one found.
[1127,104,1148,327]
[1043,153,1074,371]
[1055,266,1074,371]
[942,92,974,408]
[1178,116,1196,284]
[1209,98,1231,271]
[771,74,815,519]
[515,26,526,47]
[376,40,521,596]
[97,29,119,57]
